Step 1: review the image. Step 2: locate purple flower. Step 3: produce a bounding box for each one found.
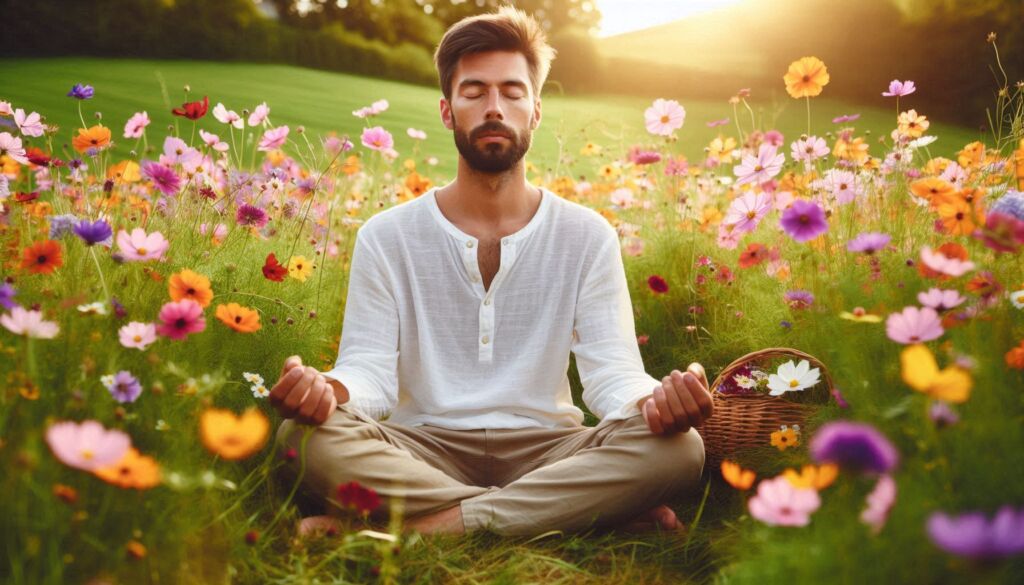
[882,80,916,97]
[847,232,891,254]
[0,283,18,310]
[830,387,851,408]
[628,147,662,165]
[105,370,143,403]
[141,161,182,196]
[928,401,959,428]
[67,84,95,100]
[927,506,1024,559]
[810,421,899,474]
[236,203,269,228]
[832,113,861,124]
[784,290,815,309]
[72,218,113,247]
[989,189,1024,221]
[780,199,829,242]
[49,213,80,240]
[111,296,128,319]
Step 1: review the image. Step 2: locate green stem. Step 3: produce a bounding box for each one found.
[88,246,111,302]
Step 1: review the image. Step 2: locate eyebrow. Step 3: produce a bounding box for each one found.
[458,79,529,93]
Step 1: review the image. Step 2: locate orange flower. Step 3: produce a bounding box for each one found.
[215,303,261,333]
[721,460,756,490]
[936,197,978,235]
[897,109,929,138]
[107,160,141,184]
[1006,342,1024,370]
[20,239,63,274]
[832,136,870,165]
[341,155,361,176]
[71,124,112,154]
[784,56,830,98]
[910,177,955,204]
[783,463,839,490]
[94,448,162,489]
[168,269,214,308]
[200,407,269,460]
[770,426,800,451]
[404,171,432,198]
[957,141,986,170]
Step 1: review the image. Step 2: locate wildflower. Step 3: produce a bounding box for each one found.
[288,255,313,282]
[647,275,669,294]
[783,56,830,98]
[169,269,213,308]
[748,475,821,526]
[783,463,839,490]
[335,481,382,516]
[707,117,730,128]
[784,290,814,310]
[155,299,206,341]
[1004,341,1024,370]
[738,242,768,268]
[929,401,960,428]
[723,192,772,233]
[910,177,955,205]
[919,246,974,277]
[973,212,1024,254]
[215,303,261,333]
[901,344,972,403]
[118,322,157,350]
[94,448,161,489]
[0,283,17,310]
[0,131,30,164]
[909,135,937,149]
[19,239,63,274]
[861,475,897,535]
[123,111,150,138]
[818,169,860,204]
[628,147,661,165]
[809,421,899,474]
[989,189,1024,220]
[126,541,147,559]
[199,129,228,152]
[936,196,979,235]
[140,161,181,196]
[832,113,860,124]
[844,232,890,255]
[14,109,45,137]
[790,135,829,163]
[897,109,929,138]
[248,102,270,126]
[200,407,270,460]
[263,252,288,282]
[771,425,800,450]
[881,80,916,97]
[251,384,270,398]
[67,83,94,100]
[116,228,169,262]
[885,306,943,344]
[72,218,113,247]
[103,370,143,404]
[172,96,209,120]
[708,135,738,163]
[213,103,244,128]
[45,420,131,472]
[733,144,785,186]
[77,301,108,316]
[927,506,1024,559]
[917,288,966,311]
[258,125,289,151]
[780,199,828,242]
[361,126,393,152]
[721,460,756,490]
[1010,290,1024,309]
[644,98,686,136]
[236,203,269,228]
[71,125,112,154]
[767,359,820,396]
[1,306,59,338]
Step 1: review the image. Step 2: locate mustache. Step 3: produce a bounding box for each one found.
[469,121,516,140]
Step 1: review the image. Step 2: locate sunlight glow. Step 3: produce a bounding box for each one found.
[594,0,746,37]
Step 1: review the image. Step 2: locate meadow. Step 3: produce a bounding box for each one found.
[1,51,1023,584]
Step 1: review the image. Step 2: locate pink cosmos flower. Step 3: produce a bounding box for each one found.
[723,192,772,233]
[14,108,44,137]
[199,129,229,152]
[118,321,157,350]
[160,136,202,168]
[748,475,822,527]
[1,306,60,338]
[817,169,860,204]
[763,130,784,147]
[361,126,394,152]
[917,288,966,311]
[716,223,742,250]
[45,420,131,472]
[920,246,975,277]
[885,306,944,344]
[780,199,829,242]
[116,227,170,261]
[213,103,244,129]
[644,98,686,136]
[861,475,897,535]
[258,126,290,152]
[407,128,427,140]
[706,117,730,128]
[0,131,30,165]
[155,299,206,340]
[248,102,270,127]
[0,100,11,116]
[733,144,785,186]
[790,136,829,163]
[141,161,182,195]
[882,80,916,97]
[123,111,150,139]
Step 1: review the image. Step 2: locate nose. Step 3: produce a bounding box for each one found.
[484,87,504,121]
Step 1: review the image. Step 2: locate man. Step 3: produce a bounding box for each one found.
[273,6,712,537]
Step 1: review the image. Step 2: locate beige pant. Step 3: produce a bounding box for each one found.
[275,404,706,536]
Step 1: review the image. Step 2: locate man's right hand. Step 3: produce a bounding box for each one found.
[270,355,343,425]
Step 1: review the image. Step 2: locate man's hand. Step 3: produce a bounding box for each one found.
[269,355,339,426]
[638,362,714,435]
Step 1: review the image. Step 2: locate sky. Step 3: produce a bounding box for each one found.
[593,0,745,37]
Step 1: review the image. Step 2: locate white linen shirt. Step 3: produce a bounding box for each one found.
[321,185,662,429]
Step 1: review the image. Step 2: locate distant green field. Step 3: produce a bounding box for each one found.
[0,58,983,179]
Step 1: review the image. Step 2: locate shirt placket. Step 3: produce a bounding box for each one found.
[463,237,516,364]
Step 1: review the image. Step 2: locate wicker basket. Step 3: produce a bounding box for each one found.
[694,347,836,464]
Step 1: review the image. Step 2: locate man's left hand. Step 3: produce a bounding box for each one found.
[637,363,714,435]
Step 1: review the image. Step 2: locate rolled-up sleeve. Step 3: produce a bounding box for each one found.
[571,224,660,422]
[321,228,399,420]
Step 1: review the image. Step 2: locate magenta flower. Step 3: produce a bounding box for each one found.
[847,232,891,254]
[810,420,899,474]
[647,275,669,294]
[45,420,131,472]
[156,299,206,340]
[644,98,686,136]
[116,228,170,262]
[972,212,1024,254]
[723,192,771,234]
[831,113,861,124]
[917,288,966,311]
[885,306,944,344]
[748,475,821,527]
[361,126,394,152]
[780,199,828,242]
[927,506,1024,559]
[882,80,916,97]
[706,117,730,128]
[141,161,182,195]
[236,203,269,228]
[733,143,785,186]
[258,125,290,151]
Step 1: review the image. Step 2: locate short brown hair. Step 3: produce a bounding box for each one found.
[434,5,557,102]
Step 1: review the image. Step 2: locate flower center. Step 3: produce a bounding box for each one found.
[660,115,669,123]
[789,379,799,388]
[137,247,147,255]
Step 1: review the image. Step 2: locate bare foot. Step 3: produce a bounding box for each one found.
[403,505,465,535]
[618,505,685,533]
[297,515,343,538]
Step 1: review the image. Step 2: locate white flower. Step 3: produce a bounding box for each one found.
[251,384,270,398]
[212,103,244,129]
[243,372,264,385]
[908,135,937,149]
[734,374,757,389]
[77,301,108,315]
[155,419,170,431]
[1,306,60,339]
[100,374,115,389]
[767,359,821,396]
[1010,290,1024,309]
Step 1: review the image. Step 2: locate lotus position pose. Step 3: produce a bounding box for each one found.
[273,6,712,537]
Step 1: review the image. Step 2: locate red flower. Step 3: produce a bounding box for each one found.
[20,239,63,274]
[336,481,381,515]
[647,275,669,294]
[172,95,209,120]
[14,191,39,203]
[738,242,768,269]
[262,253,287,282]
[25,147,51,167]
[715,265,735,284]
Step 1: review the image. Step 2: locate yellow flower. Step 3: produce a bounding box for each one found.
[107,160,141,184]
[200,407,270,460]
[721,460,756,490]
[839,307,882,323]
[708,135,737,163]
[598,164,620,180]
[783,463,838,490]
[897,109,930,138]
[580,142,602,156]
[783,56,830,98]
[770,426,800,451]
[900,344,972,403]
[288,255,313,282]
[94,448,161,489]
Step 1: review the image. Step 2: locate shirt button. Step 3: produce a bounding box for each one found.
[470,275,479,282]
[484,298,491,306]
[481,335,489,344]
[466,241,475,248]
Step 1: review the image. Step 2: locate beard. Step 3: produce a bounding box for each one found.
[452,116,531,174]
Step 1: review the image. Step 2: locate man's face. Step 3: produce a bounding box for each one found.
[440,51,541,173]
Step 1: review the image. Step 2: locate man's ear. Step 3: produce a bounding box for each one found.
[531,97,542,130]
[440,97,454,130]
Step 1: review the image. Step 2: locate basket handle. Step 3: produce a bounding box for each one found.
[709,347,836,395]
